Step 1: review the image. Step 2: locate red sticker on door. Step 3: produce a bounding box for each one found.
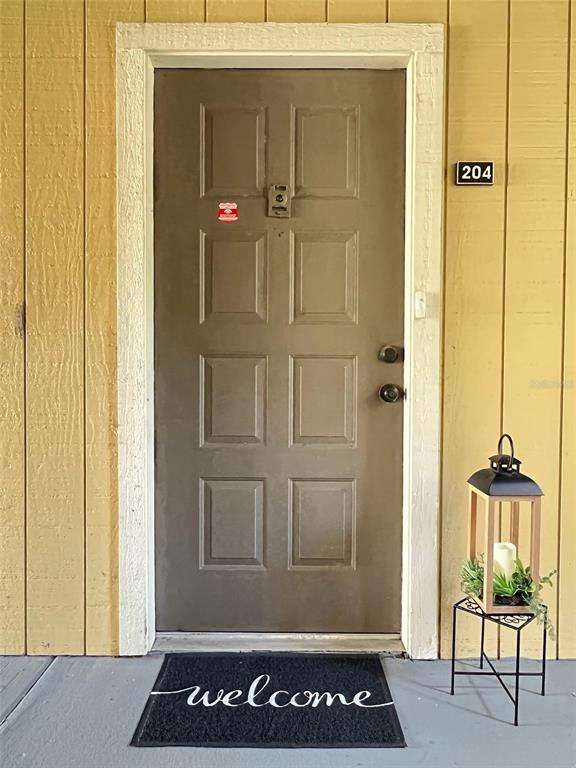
[217,202,239,222]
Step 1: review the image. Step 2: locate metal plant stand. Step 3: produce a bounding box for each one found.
[450,597,547,726]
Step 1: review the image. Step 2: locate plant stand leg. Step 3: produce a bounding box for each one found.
[451,604,457,695]
[480,615,486,669]
[514,630,521,726]
[541,608,547,696]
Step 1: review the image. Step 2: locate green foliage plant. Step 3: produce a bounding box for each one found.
[460,556,556,638]
[461,556,484,598]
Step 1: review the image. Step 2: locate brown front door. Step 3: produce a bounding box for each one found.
[154,69,405,632]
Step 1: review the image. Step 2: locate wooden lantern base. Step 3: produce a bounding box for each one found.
[474,597,533,615]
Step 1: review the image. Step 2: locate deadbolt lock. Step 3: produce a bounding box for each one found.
[268,184,291,218]
[378,345,404,363]
[378,384,405,403]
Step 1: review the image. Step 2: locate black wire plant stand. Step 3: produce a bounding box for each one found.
[450,597,547,726]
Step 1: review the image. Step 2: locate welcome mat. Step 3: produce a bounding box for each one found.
[132,653,405,748]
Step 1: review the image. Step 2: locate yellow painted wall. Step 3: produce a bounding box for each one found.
[0,0,574,657]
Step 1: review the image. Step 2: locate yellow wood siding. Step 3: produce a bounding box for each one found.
[25,0,85,655]
[146,0,203,20]
[206,0,264,22]
[328,1,388,22]
[501,0,569,657]
[0,0,25,655]
[0,0,574,657]
[559,0,576,657]
[267,0,325,22]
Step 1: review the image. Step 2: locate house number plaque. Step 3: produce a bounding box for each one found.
[455,161,494,186]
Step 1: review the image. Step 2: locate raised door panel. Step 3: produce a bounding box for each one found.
[291,232,358,324]
[291,355,357,446]
[293,106,359,197]
[200,231,268,323]
[200,355,267,445]
[200,478,264,569]
[290,479,355,568]
[201,105,266,197]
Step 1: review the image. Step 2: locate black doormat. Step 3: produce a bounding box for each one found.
[131,653,405,748]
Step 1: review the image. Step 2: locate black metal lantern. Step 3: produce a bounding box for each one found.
[467,434,544,614]
[468,434,543,497]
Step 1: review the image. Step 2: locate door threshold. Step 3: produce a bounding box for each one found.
[153,632,405,655]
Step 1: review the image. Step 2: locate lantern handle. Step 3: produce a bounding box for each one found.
[497,433,515,470]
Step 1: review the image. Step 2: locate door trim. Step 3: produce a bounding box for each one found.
[116,22,444,659]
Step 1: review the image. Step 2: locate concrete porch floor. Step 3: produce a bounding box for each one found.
[0,655,574,768]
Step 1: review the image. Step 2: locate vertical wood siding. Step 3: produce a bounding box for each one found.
[146,0,203,21]
[25,0,85,655]
[559,0,575,658]
[327,1,388,22]
[205,0,264,22]
[450,0,509,659]
[501,0,569,657]
[0,0,574,657]
[0,0,25,654]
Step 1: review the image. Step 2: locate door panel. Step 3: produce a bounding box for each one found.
[154,69,405,632]
[200,354,267,445]
[292,231,358,324]
[294,106,359,197]
[290,478,356,569]
[201,105,266,197]
[200,478,265,569]
[201,231,268,323]
[291,355,357,445]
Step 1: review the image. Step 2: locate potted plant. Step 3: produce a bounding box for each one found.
[461,556,556,637]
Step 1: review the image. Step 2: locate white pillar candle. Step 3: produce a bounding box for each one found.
[493,542,517,579]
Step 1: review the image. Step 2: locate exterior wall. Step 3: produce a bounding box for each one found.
[0,0,574,658]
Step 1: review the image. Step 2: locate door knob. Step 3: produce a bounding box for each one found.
[378,345,404,363]
[378,384,404,403]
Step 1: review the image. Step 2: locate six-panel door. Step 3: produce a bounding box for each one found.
[154,69,405,632]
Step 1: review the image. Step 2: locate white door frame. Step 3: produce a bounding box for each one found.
[116,22,444,659]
